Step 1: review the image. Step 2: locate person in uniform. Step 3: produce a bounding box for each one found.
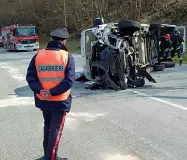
[171,30,184,66]
[159,34,172,61]
[26,27,75,160]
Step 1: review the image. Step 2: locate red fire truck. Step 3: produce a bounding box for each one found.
[1,24,39,51]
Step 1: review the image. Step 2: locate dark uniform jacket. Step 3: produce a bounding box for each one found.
[160,37,172,50]
[26,41,75,112]
[171,34,184,48]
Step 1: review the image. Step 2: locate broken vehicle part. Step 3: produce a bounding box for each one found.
[80,20,156,90]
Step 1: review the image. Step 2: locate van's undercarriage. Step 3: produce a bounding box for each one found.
[81,20,156,91]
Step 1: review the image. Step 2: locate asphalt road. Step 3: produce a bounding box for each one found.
[0,50,187,160]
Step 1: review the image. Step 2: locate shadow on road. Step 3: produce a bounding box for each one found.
[14,85,33,97]
[153,95,187,100]
[13,83,109,99]
[71,82,114,98]
[14,81,140,99]
[134,85,185,90]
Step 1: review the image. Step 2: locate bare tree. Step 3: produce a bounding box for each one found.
[0,0,186,35]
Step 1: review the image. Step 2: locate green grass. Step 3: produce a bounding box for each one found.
[66,39,80,54]
[172,46,187,64]
[39,34,80,54]
[172,53,187,64]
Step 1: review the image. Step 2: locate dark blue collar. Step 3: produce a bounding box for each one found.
[46,40,68,51]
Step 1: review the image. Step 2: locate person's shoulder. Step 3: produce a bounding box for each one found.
[67,52,75,61]
[33,49,44,58]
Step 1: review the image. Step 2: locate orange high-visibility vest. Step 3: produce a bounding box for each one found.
[35,49,71,101]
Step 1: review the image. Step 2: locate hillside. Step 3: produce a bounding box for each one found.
[0,0,186,36]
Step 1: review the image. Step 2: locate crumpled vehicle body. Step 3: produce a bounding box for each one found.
[80,20,157,90]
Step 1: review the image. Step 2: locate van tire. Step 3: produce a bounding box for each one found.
[161,61,175,68]
[153,63,165,71]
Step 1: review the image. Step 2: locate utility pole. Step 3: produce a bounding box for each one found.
[64,0,67,27]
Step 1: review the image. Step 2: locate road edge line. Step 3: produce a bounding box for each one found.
[129,89,187,111]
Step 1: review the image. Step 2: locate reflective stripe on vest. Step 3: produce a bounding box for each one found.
[39,77,64,82]
[35,49,71,101]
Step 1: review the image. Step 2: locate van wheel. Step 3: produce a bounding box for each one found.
[153,63,165,71]
[161,61,175,68]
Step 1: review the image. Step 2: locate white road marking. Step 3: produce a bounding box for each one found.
[0,62,26,83]
[0,96,34,108]
[0,63,32,108]
[69,112,105,118]
[104,154,140,160]
[1,59,185,112]
[64,112,106,130]
[68,112,106,122]
[64,116,78,130]
[129,89,187,111]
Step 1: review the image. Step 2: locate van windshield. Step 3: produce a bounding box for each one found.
[15,28,37,37]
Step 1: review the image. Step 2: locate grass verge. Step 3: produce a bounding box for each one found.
[173,53,187,64]
[39,34,81,54]
[173,46,187,64]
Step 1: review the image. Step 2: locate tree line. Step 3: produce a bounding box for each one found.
[0,0,186,37]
